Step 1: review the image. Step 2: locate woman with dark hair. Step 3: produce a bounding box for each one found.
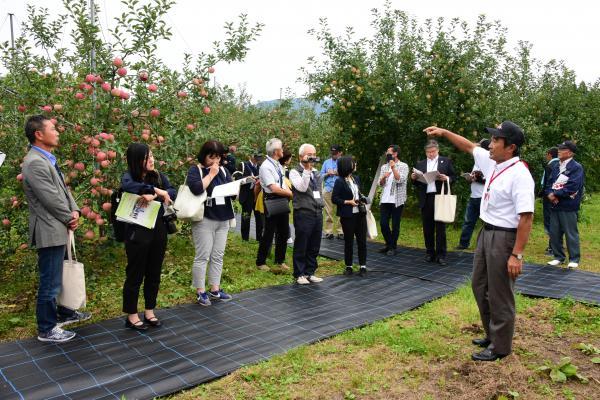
[187,140,235,306]
[121,143,177,330]
[332,156,368,276]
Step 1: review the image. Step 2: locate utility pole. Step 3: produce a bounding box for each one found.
[8,13,15,49]
[89,0,96,71]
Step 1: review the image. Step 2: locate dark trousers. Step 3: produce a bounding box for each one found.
[421,193,447,258]
[241,199,264,242]
[549,210,580,263]
[542,197,553,249]
[122,221,168,314]
[256,212,289,265]
[472,228,516,355]
[293,211,323,278]
[459,197,481,248]
[36,245,75,334]
[340,213,367,266]
[380,203,404,250]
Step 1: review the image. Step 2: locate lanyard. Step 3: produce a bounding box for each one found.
[267,158,283,186]
[486,160,520,194]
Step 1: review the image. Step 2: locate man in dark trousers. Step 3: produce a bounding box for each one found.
[411,139,456,265]
[539,147,559,255]
[425,121,534,361]
[21,115,91,343]
[238,153,264,241]
[545,140,584,269]
[289,143,325,284]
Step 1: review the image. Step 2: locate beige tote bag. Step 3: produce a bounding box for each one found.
[57,230,87,310]
[434,178,456,223]
[174,165,207,222]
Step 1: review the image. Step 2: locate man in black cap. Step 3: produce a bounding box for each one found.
[424,121,535,361]
[320,145,344,239]
[238,153,264,242]
[545,140,584,268]
[539,147,559,256]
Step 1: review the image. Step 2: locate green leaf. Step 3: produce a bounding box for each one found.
[557,357,572,368]
[8,317,22,325]
[536,365,550,371]
[507,390,520,398]
[561,363,577,377]
[575,373,589,384]
[591,357,600,364]
[550,368,567,383]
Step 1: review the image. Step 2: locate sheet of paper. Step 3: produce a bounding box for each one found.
[412,168,440,184]
[0,152,5,168]
[115,192,161,229]
[211,177,253,198]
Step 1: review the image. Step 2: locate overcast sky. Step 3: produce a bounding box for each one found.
[1,0,598,103]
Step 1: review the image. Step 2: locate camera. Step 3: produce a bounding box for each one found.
[357,195,369,214]
[163,205,178,234]
[386,154,394,162]
[305,156,320,163]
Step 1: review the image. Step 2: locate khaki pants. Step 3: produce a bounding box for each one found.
[472,227,516,355]
[323,191,342,235]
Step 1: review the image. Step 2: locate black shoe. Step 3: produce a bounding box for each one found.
[125,318,148,331]
[377,246,389,254]
[325,234,334,240]
[144,316,162,327]
[471,348,507,362]
[424,255,436,263]
[343,267,353,276]
[386,248,396,256]
[471,337,491,348]
[358,267,367,277]
[337,234,344,240]
[437,258,447,266]
[455,245,468,250]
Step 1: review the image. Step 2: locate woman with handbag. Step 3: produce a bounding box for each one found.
[187,140,235,306]
[121,143,177,330]
[332,156,368,277]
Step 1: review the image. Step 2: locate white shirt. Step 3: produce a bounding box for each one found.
[426,156,439,193]
[259,156,285,194]
[379,162,409,205]
[347,178,360,214]
[470,162,485,199]
[473,147,535,228]
[559,157,572,173]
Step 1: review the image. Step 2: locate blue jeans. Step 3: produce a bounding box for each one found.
[380,203,404,249]
[459,197,481,248]
[550,210,580,263]
[37,245,74,333]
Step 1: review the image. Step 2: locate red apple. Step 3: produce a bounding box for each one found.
[17,105,27,112]
[177,91,188,98]
[203,106,211,114]
[117,67,127,77]
[150,108,160,118]
[141,133,150,141]
[100,160,110,168]
[95,75,104,84]
[200,90,208,98]
[148,84,158,92]
[186,124,195,131]
[90,177,100,186]
[96,152,107,162]
[91,138,100,147]
[139,71,148,81]
[101,82,111,92]
[110,88,121,97]
[42,105,52,113]
[119,91,130,100]
[95,218,105,226]
[107,150,117,159]
[102,202,112,212]
[113,57,123,67]
[74,162,85,171]
[75,92,85,100]
[208,66,215,73]
[2,218,10,227]
[85,74,96,83]
[69,171,78,178]
[157,135,165,143]
[84,230,95,240]
[16,174,23,182]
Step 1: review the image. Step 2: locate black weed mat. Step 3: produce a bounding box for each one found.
[0,231,597,399]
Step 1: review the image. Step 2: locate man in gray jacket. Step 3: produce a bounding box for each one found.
[22,115,90,343]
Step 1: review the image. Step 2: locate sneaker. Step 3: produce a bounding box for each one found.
[287,237,294,244]
[57,310,92,328]
[343,266,353,276]
[209,289,232,302]
[296,276,310,285]
[337,234,344,240]
[358,267,367,277]
[567,262,579,269]
[257,264,270,271]
[547,259,563,266]
[278,263,290,271]
[37,326,76,343]
[308,275,323,283]
[386,248,396,256]
[197,292,211,306]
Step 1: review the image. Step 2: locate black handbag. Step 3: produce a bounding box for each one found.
[264,196,290,218]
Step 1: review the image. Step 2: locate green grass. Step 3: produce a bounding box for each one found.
[0,196,599,398]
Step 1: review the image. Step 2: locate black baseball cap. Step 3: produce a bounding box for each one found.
[557,140,577,153]
[485,121,525,147]
[478,138,490,150]
[330,145,342,153]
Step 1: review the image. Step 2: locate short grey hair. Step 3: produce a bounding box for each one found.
[298,143,315,156]
[424,139,439,150]
[266,138,283,156]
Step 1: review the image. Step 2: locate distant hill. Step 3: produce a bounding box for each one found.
[255,98,330,115]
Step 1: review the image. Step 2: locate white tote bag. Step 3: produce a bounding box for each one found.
[434,178,457,223]
[57,230,87,310]
[174,165,207,222]
[365,206,378,240]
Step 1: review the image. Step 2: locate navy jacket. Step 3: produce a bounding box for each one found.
[186,165,235,221]
[237,160,259,205]
[121,171,177,219]
[545,159,584,212]
[332,176,363,218]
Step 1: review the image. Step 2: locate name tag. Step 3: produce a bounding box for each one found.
[215,196,225,205]
[313,191,321,199]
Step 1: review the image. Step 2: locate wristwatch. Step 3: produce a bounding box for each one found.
[511,253,523,261]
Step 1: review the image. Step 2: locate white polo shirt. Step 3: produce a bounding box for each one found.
[259,156,285,194]
[473,147,534,229]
